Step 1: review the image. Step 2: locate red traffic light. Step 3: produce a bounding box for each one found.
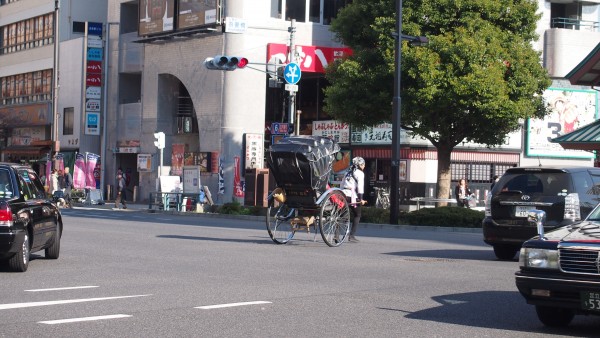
[204,56,249,71]
[237,57,248,68]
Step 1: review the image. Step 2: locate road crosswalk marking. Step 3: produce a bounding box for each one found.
[195,301,271,310]
[25,286,99,292]
[39,314,132,325]
[0,294,151,310]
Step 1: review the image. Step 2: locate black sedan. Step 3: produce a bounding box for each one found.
[516,208,600,327]
[0,163,63,272]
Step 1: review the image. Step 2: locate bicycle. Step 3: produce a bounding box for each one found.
[373,187,390,209]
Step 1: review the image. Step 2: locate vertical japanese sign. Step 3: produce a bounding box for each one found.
[85,22,103,136]
[73,153,86,189]
[233,156,244,198]
[245,133,264,169]
[85,153,100,189]
[171,144,185,176]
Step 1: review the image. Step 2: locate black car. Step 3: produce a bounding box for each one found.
[483,166,600,260]
[516,208,600,327]
[0,163,62,272]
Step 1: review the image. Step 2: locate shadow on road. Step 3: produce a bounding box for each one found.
[383,249,513,262]
[380,290,600,336]
[156,234,273,245]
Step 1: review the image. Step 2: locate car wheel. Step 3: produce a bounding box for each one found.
[493,245,519,260]
[45,222,60,259]
[535,305,574,327]
[8,232,29,272]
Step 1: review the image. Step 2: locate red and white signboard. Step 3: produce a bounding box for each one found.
[86,73,102,87]
[87,61,102,74]
[267,43,352,73]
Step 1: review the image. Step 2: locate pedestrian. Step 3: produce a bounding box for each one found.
[490,175,499,190]
[57,170,65,192]
[62,167,73,207]
[342,156,367,242]
[455,178,473,208]
[49,169,59,194]
[115,173,127,209]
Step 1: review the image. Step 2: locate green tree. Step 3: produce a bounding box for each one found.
[324,0,551,200]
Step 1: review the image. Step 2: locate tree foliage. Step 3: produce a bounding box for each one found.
[324,0,551,198]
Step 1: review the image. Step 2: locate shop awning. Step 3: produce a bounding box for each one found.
[352,147,519,163]
[565,42,600,86]
[2,146,51,156]
[550,119,600,151]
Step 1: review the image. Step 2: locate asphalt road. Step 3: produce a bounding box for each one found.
[0,208,598,337]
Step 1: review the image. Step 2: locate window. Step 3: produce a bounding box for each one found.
[309,0,320,23]
[0,169,14,199]
[286,0,307,22]
[63,107,74,135]
[0,13,55,55]
[272,0,351,24]
[324,0,351,25]
[0,69,53,105]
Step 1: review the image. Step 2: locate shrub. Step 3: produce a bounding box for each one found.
[399,207,484,228]
[361,206,391,224]
[218,201,246,215]
[214,202,265,216]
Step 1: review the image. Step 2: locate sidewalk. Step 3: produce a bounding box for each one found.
[71,201,483,234]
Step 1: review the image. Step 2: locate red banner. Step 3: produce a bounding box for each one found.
[86,73,102,87]
[87,61,102,74]
[171,144,185,176]
[233,156,244,198]
[267,43,353,73]
[211,152,219,173]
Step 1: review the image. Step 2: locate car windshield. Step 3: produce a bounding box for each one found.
[0,168,14,199]
[496,173,570,195]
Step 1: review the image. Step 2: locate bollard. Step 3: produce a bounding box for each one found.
[106,184,112,201]
[133,186,137,203]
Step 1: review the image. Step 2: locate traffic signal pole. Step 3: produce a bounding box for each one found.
[288,19,297,135]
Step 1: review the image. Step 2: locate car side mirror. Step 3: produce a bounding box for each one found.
[528,210,546,240]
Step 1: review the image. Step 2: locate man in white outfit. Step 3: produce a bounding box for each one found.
[342,157,367,242]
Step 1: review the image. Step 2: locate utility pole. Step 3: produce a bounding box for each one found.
[287,19,297,135]
[390,0,403,224]
[52,0,60,156]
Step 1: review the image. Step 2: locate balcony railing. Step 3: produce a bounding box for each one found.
[551,17,600,32]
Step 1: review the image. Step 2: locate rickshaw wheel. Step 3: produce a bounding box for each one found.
[266,199,296,244]
[319,190,351,247]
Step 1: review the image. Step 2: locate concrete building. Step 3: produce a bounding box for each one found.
[0,0,107,179]
[105,0,351,203]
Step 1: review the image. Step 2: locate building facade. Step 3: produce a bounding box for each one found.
[101,0,600,204]
[105,0,351,202]
[0,0,107,178]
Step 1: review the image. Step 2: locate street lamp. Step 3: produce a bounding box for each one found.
[390,0,428,224]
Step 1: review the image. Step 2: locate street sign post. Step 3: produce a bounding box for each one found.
[284,84,298,92]
[283,62,301,85]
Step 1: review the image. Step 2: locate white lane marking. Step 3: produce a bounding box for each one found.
[39,314,132,325]
[195,301,272,310]
[25,286,99,292]
[0,294,151,310]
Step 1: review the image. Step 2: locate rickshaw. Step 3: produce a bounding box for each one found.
[265,135,351,247]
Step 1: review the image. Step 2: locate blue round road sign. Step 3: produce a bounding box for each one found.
[283,62,302,85]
